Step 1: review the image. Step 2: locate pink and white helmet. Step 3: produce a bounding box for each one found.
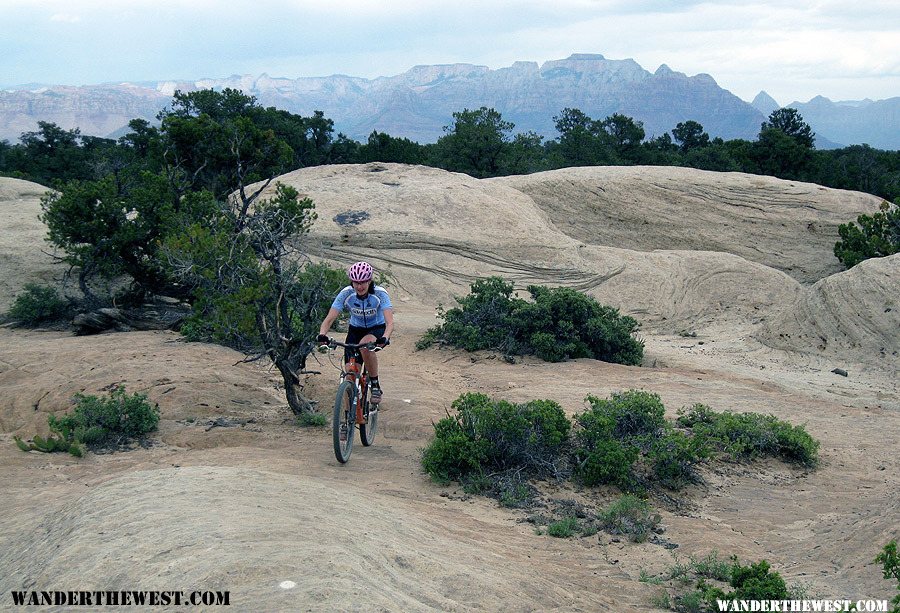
[347,261,374,282]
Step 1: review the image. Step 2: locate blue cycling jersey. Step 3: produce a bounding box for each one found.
[331,285,392,328]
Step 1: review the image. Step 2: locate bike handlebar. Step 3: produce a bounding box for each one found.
[320,338,387,352]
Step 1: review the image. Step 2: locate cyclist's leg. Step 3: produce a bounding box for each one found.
[344,325,366,382]
[359,324,386,404]
[359,324,386,378]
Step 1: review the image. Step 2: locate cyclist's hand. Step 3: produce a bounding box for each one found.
[316,334,330,346]
[376,336,390,347]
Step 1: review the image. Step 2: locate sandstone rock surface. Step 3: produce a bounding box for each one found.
[1,167,898,609]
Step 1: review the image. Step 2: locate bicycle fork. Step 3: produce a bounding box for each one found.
[355,376,367,425]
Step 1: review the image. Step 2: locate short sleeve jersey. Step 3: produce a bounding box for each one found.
[331,285,392,328]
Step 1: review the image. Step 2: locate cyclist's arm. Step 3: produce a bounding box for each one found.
[382,308,394,341]
[319,307,341,337]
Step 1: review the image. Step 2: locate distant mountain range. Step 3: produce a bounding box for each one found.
[2,54,898,150]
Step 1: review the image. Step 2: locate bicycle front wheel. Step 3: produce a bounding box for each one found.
[333,381,355,463]
[359,385,378,447]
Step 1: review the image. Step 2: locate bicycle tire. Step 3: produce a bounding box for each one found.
[333,380,355,463]
[359,384,378,446]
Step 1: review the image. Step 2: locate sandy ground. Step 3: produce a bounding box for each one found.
[1,167,897,611]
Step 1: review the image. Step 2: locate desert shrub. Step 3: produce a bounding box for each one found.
[49,386,159,448]
[497,475,535,508]
[689,551,733,583]
[650,555,798,612]
[516,285,644,365]
[768,420,821,466]
[572,390,671,487]
[677,404,819,467]
[573,433,639,487]
[180,283,264,345]
[421,392,571,489]
[598,495,661,543]
[547,517,581,538]
[876,540,900,613]
[417,277,521,352]
[421,412,487,485]
[727,560,789,599]
[669,559,788,605]
[673,588,708,613]
[584,390,667,442]
[649,429,710,489]
[675,581,741,613]
[834,200,900,268]
[418,276,644,366]
[6,283,69,326]
[15,386,159,456]
[297,412,327,427]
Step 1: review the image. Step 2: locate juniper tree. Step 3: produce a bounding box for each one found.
[163,183,342,415]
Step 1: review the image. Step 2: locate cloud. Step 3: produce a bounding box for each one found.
[0,0,896,101]
[49,13,81,23]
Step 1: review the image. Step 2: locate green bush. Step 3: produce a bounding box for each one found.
[421,413,487,485]
[652,555,799,611]
[6,283,69,326]
[417,277,520,352]
[40,172,181,299]
[517,285,644,365]
[547,517,581,538]
[584,390,667,441]
[498,477,535,508]
[769,420,821,467]
[835,200,900,268]
[15,386,159,457]
[727,560,789,599]
[297,412,327,427]
[573,434,638,487]
[422,389,821,522]
[690,552,733,583]
[50,386,159,448]
[598,495,661,543]
[649,429,709,489]
[418,276,644,366]
[572,390,670,487]
[421,392,571,488]
[876,540,900,613]
[677,404,819,467]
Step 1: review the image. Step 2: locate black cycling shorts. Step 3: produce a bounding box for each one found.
[344,324,386,363]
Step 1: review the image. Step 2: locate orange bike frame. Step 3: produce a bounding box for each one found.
[345,357,367,425]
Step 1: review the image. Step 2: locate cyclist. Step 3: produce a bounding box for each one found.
[317,261,393,404]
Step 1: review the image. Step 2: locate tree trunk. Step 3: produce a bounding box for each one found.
[274,359,313,415]
[72,303,191,335]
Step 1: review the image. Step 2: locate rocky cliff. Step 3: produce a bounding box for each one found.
[0,84,170,142]
[2,54,896,148]
[787,95,900,150]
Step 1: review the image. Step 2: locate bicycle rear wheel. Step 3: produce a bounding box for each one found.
[359,384,378,446]
[333,381,355,463]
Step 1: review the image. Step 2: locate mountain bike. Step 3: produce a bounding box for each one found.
[321,339,383,464]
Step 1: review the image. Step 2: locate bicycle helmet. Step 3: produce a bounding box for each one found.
[348,261,374,282]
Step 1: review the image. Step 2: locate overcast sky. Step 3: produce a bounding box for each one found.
[2,0,898,105]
